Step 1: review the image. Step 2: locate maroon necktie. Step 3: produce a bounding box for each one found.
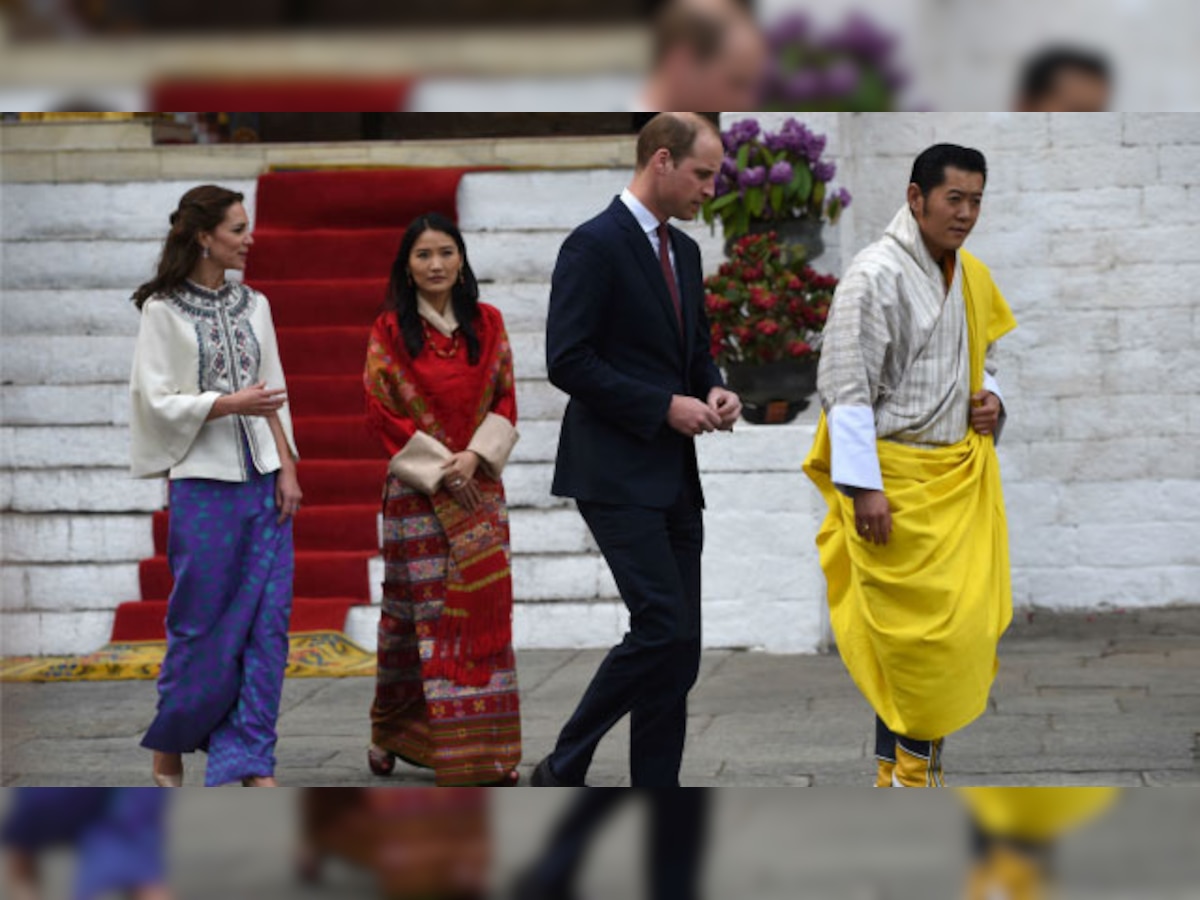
[656,222,683,331]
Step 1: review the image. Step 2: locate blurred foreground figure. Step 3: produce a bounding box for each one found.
[1016,46,1112,111]
[959,788,1118,900]
[3,789,172,900]
[300,788,488,899]
[804,144,1016,786]
[640,0,766,112]
[511,789,708,900]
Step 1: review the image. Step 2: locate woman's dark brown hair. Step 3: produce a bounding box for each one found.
[131,184,244,309]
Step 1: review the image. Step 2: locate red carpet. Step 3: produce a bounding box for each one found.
[111,168,476,641]
[150,78,415,113]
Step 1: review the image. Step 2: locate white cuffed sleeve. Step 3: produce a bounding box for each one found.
[828,404,883,495]
[983,342,1007,442]
[466,412,519,480]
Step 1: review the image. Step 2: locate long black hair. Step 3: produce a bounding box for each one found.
[132,184,244,309]
[385,213,482,365]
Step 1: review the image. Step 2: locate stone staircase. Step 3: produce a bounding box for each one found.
[1,130,829,657]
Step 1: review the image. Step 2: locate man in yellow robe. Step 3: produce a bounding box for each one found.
[804,143,1018,787]
[959,787,1119,898]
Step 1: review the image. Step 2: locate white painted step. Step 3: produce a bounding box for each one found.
[2,230,584,290]
[1,468,164,512]
[0,284,552,337]
[4,171,709,243]
[1,610,115,657]
[1,512,154,563]
[0,329,547,385]
[2,562,140,613]
[1,180,258,241]
[0,380,564,427]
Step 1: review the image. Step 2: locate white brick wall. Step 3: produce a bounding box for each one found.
[4,115,1199,655]
[806,112,1200,612]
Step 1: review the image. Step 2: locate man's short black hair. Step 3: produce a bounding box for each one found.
[1019,46,1111,104]
[910,144,988,196]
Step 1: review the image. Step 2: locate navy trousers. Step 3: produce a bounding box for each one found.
[521,789,709,900]
[548,480,704,788]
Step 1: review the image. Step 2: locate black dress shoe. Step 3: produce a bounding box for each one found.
[530,756,583,786]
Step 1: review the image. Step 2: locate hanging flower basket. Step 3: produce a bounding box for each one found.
[705,231,837,425]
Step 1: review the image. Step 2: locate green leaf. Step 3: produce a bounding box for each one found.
[760,146,777,167]
[734,205,750,237]
[709,192,740,213]
[769,185,784,215]
[747,186,765,218]
[737,143,750,170]
[791,163,813,205]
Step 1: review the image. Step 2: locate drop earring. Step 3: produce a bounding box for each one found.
[202,246,211,259]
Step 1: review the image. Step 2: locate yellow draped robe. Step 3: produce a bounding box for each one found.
[803,250,1018,740]
[958,787,1120,842]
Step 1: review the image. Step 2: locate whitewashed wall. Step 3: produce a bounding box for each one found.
[4,113,1198,656]
[1,164,825,655]
[727,111,1200,612]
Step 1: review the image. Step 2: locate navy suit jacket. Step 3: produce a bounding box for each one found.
[546,197,725,508]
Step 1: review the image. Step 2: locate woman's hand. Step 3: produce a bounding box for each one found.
[275,467,303,524]
[441,451,483,513]
[210,381,287,419]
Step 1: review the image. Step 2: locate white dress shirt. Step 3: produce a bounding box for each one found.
[620,187,678,281]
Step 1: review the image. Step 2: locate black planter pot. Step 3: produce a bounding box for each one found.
[724,358,819,425]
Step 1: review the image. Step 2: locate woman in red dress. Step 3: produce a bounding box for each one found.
[363,213,522,787]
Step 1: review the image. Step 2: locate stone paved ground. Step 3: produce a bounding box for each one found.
[3,609,1199,787]
[3,789,1198,899]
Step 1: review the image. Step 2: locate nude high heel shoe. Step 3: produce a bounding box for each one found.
[152,752,183,787]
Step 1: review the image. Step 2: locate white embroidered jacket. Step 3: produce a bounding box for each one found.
[129,280,299,481]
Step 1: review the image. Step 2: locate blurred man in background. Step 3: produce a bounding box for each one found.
[638,0,767,111]
[1015,45,1112,111]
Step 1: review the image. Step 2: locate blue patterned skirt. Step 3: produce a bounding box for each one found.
[2,788,168,900]
[140,446,294,786]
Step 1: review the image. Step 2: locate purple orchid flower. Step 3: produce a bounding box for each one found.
[738,166,767,189]
[768,160,794,185]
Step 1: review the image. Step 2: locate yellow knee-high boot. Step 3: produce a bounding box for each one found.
[963,844,1047,900]
[892,739,945,787]
[875,758,896,787]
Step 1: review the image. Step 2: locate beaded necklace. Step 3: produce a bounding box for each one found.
[422,319,459,359]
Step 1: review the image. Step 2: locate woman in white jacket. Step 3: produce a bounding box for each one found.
[129,184,301,787]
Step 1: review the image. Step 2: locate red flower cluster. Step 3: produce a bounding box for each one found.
[703,232,836,367]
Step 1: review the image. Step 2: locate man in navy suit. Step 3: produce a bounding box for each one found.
[533,112,742,788]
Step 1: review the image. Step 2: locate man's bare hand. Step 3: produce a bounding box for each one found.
[667,395,722,437]
[970,390,1002,437]
[707,386,742,431]
[854,489,892,546]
